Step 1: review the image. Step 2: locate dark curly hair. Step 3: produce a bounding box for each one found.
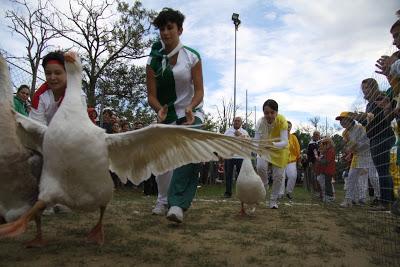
[153,8,185,29]
[42,51,65,69]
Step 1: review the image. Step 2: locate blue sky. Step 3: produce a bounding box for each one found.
[1,0,399,131]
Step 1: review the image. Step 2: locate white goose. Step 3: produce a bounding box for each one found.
[0,54,45,246]
[236,159,266,215]
[0,52,268,246]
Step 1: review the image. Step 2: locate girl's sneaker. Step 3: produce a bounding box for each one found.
[340,199,352,208]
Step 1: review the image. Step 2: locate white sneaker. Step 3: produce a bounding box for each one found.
[166,206,183,223]
[152,203,168,215]
[269,200,278,209]
[340,199,352,208]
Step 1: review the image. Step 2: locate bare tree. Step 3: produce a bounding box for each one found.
[213,98,240,133]
[41,0,155,106]
[308,116,320,130]
[5,0,58,98]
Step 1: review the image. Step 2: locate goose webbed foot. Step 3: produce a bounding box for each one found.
[0,200,46,239]
[86,223,104,245]
[25,213,46,248]
[0,216,29,238]
[25,236,47,248]
[86,206,106,246]
[239,202,247,216]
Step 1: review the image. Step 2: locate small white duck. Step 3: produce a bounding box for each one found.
[0,52,267,246]
[0,54,44,247]
[236,158,266,215]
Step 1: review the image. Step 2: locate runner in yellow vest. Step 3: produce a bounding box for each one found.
[255,99,289,209]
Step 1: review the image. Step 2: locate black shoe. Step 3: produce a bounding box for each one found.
[369,204,390,212]
[369,198,380,207]
[286,193,293,200]
[223,193,232,198]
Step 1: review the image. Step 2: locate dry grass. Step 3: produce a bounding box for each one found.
[0,184,398,267]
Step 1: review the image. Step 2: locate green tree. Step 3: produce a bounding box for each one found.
[243,121,255,137]
[202,113,219,132]
[96,59,153,124]
[293,129,311,151]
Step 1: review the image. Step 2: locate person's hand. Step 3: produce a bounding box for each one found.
[375,55,390,76]
[157,105,168,123]
[264,140,273,148]
[375,96,390,109]
[182,107,195,125]
[234,130,242,137]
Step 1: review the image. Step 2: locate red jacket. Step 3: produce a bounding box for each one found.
[316,147,336,176]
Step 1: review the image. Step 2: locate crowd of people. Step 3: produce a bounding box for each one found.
[9,7,400,228]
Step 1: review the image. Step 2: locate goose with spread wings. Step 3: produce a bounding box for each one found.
[0,52,269,246]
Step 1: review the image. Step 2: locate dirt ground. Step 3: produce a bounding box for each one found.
[0,185,398,267]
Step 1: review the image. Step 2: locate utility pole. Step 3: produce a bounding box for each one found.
[232,13,241,119]
[245,89,248,126]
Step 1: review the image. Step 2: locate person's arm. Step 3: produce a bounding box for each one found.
[389,59,400,97]
[29,98,47,125]
[183,60,204,125]
[272,129,288,149]
[294,136,301,161]
[146,65,168,122]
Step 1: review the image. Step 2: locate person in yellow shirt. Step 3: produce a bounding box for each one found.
[279,121,300,200]
[255,99,289,209]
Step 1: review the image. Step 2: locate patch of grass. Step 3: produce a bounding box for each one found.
[0,185,391,267]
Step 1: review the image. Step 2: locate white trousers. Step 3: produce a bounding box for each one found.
[279,162,297,195]
[155,170,173,205]
[346,168,368,201]
[256,157,285,201]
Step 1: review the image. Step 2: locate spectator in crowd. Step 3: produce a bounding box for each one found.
[146,8,204,223]
[13,84,30,116]
[121,121,131,132]
[112,121,121,134]
[305,131,321,193]
[223,116,250,198]
[279,121,300,200]
[133,121,144,130]
[87,107,98,125]
[111,114,119,125]
[375,19,400,91]
[101,109,113,134]
[354,78,396,209]
[315,137,336,203]
[255,99,289,209]
[337,112,377,206]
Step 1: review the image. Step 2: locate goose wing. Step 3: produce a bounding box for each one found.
[14,112,47,153]
[106,124,267,185]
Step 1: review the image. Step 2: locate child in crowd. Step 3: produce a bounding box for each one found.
[315,137,336,202]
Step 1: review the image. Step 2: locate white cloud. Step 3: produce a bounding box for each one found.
[264,12,277,21]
